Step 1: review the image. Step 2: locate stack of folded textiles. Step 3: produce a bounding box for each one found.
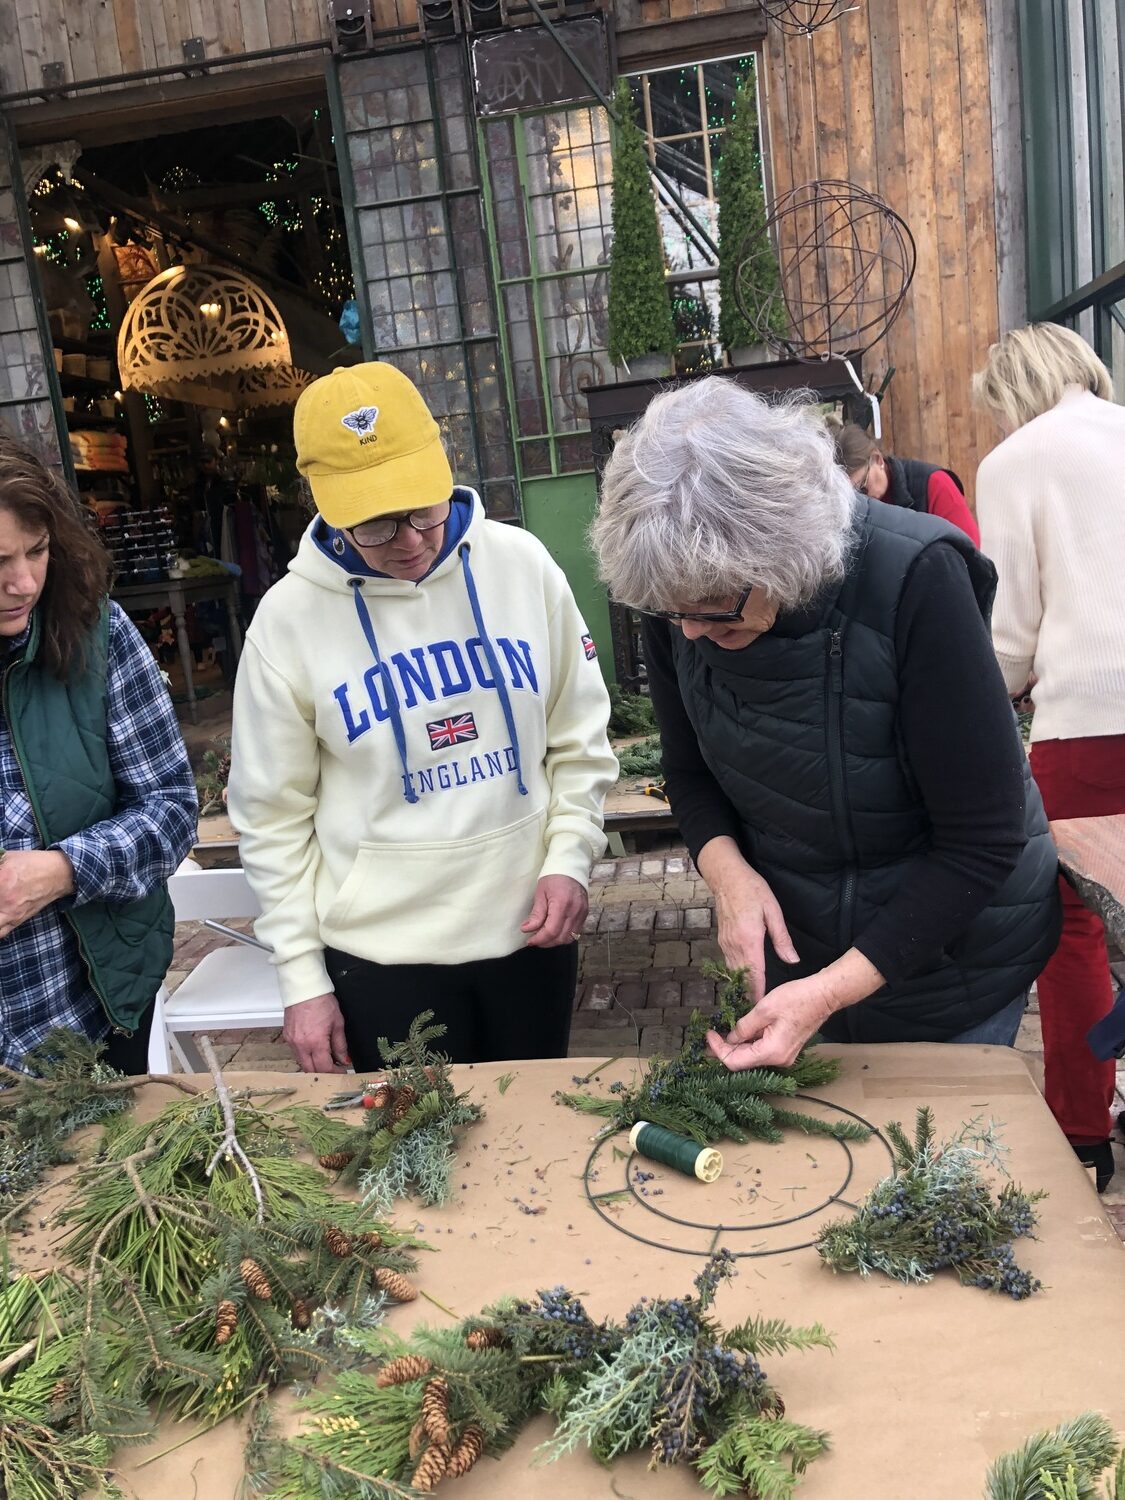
[70,430,129,472]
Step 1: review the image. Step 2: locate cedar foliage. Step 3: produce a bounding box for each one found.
[717,66,786,351]
[247,1253,832,1498]
[985,1413,1124,1500]
[557,964,869,1147]
[606,78,677,366]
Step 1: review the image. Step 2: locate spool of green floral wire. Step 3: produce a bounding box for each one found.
[628,1121,723,1182]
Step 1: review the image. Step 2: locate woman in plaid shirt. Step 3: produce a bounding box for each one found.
[0,439,197,1071]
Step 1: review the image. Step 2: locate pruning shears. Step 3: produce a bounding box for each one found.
[639,782,668,803]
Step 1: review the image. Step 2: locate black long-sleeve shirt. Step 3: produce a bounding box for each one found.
[642,543,1029,985]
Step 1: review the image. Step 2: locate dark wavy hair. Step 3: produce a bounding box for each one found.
[0,436,112,679]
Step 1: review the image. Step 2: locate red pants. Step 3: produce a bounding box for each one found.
[1029,735,1125,1143]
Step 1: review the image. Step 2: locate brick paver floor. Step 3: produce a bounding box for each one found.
[166,845,1125,1233]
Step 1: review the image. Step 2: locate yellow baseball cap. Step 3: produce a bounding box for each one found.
[293,362,454,529]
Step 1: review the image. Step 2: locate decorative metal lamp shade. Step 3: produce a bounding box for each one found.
[735,179,916,362]
[760,0,858,35]
[117,264,314,409]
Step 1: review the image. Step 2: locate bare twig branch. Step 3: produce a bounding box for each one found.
[0,1338,37,1379]
[199,1034,265,1225]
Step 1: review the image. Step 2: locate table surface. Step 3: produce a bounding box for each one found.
[1051,814,1125,950]
[31,1045,1116,1500]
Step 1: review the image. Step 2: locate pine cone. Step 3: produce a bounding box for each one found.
[374,1266,418,1302]
[465,1326,507,1350]
[375,1353,433,1387]
[409,1419,428,1461]
[239,1257,272,1300]
[446,1425,485,1479]
[291,1298,313,1330]
[411,1440,450,1493]
[421,1376,451,1445]
[390,1084,418,1122]
[762,1389,786,1419]
[361,1229,383,1249]
[318,1150,355,1171]
[324,1226,355,1257]
[368,1084,394,1111]
[215,1299,238,1344]
[48,1377,72,1408]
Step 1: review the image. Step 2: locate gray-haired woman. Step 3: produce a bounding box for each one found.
[591,377,1059,1070]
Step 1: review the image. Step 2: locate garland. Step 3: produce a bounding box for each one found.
[985,1413,1124,1500]
[250,1252,833,1499]
[557,966,869,1147]
[816,1107,1044,1298]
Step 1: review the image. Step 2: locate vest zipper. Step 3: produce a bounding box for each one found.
[1,666,132,1037]
[825,630,857,954]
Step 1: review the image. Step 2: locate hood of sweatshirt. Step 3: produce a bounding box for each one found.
[285,487,527,806]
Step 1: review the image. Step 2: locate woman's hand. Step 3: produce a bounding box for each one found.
[521,875,589,948]
[707,948,885,1070]
[0,850,75,940]
[696,837,798,1000]
[707,973,834,1069]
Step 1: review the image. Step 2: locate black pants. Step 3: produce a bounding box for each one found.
[100,997,156,1076]
[325,943,578,1067]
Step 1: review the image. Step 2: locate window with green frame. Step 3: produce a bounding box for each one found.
[478,53,761,484]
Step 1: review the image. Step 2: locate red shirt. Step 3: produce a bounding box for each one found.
[927,469,980,546]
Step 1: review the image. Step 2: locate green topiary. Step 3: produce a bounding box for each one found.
[717,66,786,351]
[607,79,677,367]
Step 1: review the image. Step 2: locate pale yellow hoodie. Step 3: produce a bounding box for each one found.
[228,490,617,1007]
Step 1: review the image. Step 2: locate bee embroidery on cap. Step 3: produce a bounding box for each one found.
[341,406,379,441]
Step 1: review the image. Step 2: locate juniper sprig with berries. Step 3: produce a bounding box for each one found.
[985,1412,1125,1500]
[557,965,869,1149]
[249,1253,833,1499]
[816,1106,1044,1299]
[309,1012,482,1210]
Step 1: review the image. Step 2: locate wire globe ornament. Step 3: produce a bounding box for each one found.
[734,178,916,362]
[760,0,859,35]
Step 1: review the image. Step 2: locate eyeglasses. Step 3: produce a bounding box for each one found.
[632,586,754,624]
[852,456,875,496]
[347,498,451,548]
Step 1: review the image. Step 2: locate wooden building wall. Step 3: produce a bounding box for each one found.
[762,0,1014,497]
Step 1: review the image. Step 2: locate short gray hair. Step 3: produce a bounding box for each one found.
[590,377,857,612]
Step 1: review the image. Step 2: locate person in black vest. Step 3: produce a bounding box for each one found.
[0,439,197,1071]
[831,420,980,546]
[590,378,1059,1071]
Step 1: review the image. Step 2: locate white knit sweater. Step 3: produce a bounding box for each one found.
[976,387,1125,743]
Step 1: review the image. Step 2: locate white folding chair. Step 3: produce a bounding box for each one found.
[149,863,285,1073]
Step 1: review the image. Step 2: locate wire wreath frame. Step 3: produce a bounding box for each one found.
[760,0,861,36]
[735,177,916,362]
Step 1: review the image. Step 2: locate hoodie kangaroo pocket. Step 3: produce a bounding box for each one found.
[319,806,548,965]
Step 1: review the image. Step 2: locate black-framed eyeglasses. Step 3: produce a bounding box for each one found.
[346,497,452,548]
[632,585,754,624]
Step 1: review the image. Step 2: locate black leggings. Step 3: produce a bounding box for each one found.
[100,998,156,1076]
[325,943,578,1067]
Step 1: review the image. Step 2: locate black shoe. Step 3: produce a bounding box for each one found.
[1073,1139,1115,1193]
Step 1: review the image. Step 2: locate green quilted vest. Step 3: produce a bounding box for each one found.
[3,604,174,1035]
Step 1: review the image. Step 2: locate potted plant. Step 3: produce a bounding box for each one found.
[717,68,785,367]
[606,78,677,381]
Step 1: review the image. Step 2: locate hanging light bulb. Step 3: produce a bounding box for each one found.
[63,216,80,231]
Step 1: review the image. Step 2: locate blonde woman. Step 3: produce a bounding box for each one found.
[974,324,1125,1191]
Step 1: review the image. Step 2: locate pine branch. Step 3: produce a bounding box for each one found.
[200,1034,266,1226]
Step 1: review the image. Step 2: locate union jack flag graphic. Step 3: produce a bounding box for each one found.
[426,713,479,750]
[581,633,597,661]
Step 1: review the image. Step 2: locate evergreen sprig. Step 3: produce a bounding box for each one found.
[252,1254,832,1498]
[817,1107,1045,1298]
[557,965,866,1148]
[985,1413,1123,1500]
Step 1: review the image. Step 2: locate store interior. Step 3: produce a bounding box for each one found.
[25,103,360,717]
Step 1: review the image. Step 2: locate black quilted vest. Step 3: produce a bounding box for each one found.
[669,499,1060,1042]
[886,454,966,515]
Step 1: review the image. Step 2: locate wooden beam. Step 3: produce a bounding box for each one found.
[5,57,327,148]
[615,10,767,72]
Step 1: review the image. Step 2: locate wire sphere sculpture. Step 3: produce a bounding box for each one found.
[760,0,858,35]
[734,178,916,362]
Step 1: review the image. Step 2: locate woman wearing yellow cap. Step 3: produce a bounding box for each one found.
[227,363,617,1070]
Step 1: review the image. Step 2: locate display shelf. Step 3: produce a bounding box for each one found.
[65,412,121,427]
[60,373,116,394]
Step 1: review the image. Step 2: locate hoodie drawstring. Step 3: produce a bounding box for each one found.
[458,543,528,797]
[349,580,419,805]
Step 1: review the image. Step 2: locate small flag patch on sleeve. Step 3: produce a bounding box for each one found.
[581,633,597,661]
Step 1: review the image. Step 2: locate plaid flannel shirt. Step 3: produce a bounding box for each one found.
[0,602,197,1065]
